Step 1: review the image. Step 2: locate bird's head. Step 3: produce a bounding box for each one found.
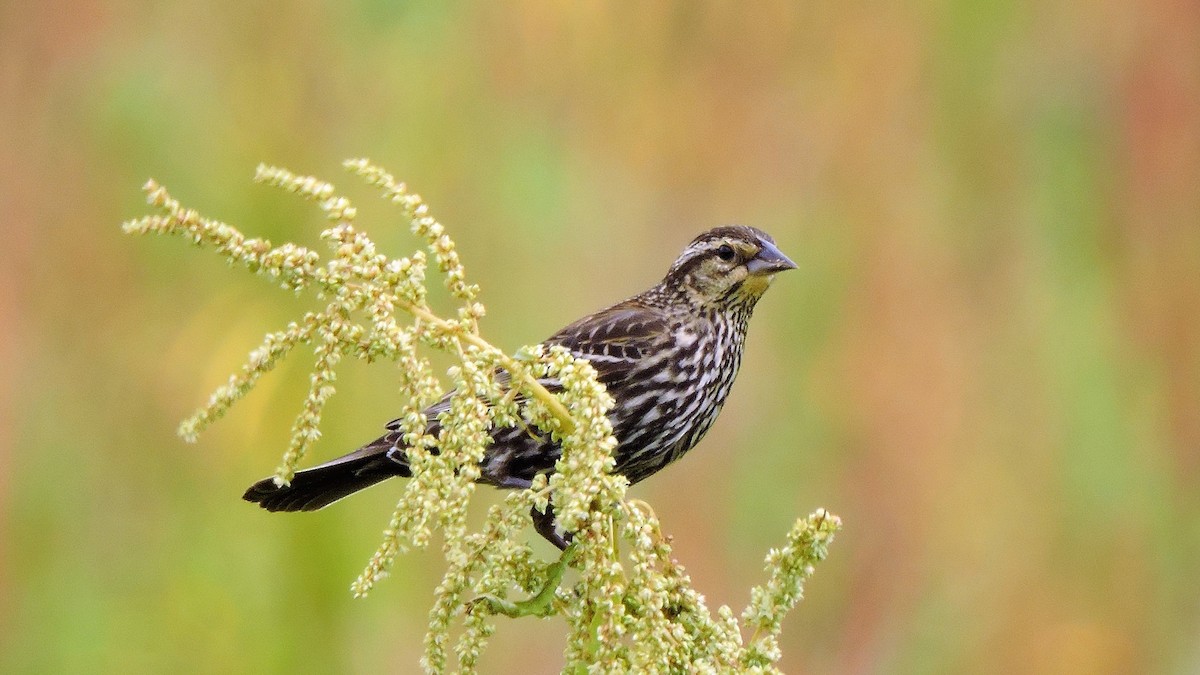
[661,225,796,311]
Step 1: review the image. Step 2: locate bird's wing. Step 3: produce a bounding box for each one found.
[383,298,665,432]
[542,297,668,384]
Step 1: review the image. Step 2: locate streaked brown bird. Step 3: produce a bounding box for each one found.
[244,225,796,547]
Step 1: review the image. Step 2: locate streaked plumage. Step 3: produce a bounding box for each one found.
[244,225,796,547]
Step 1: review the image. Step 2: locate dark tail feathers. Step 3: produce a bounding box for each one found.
[243,443,409,512]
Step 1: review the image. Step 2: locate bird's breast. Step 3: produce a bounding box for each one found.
[609,318,745,456]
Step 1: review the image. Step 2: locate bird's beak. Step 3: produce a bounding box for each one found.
[745,239,797,275]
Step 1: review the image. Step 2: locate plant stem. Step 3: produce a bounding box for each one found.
[470,541,580,618]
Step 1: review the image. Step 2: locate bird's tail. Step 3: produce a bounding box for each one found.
[243,440,409,512]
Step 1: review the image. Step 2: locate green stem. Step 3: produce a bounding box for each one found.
[395,297,577,433]
[470,541,579,618]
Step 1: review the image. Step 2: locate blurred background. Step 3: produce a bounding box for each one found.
[2,1,1198,673]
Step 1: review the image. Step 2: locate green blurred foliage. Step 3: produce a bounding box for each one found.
[2,1,1197,672]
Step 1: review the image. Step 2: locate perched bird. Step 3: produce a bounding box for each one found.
[244,225,796,548]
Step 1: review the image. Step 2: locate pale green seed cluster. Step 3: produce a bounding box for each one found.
[123,161,840,673]
[739,508,841,669]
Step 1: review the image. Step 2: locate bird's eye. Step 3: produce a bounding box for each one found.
[716,244,736,262]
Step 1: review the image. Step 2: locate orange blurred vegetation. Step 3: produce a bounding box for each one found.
[1,1,1197,673]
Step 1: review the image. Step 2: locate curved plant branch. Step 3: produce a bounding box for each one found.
[123,160,840,673]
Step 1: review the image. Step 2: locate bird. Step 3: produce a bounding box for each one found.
[244,225,796,548]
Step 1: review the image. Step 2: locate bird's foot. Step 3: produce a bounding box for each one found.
[531,503,573,551]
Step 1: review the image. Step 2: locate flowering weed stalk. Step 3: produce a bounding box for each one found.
[124,161,840,673]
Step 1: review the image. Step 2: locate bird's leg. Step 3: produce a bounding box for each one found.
[493,474,573,550]
[531,503,572,551]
